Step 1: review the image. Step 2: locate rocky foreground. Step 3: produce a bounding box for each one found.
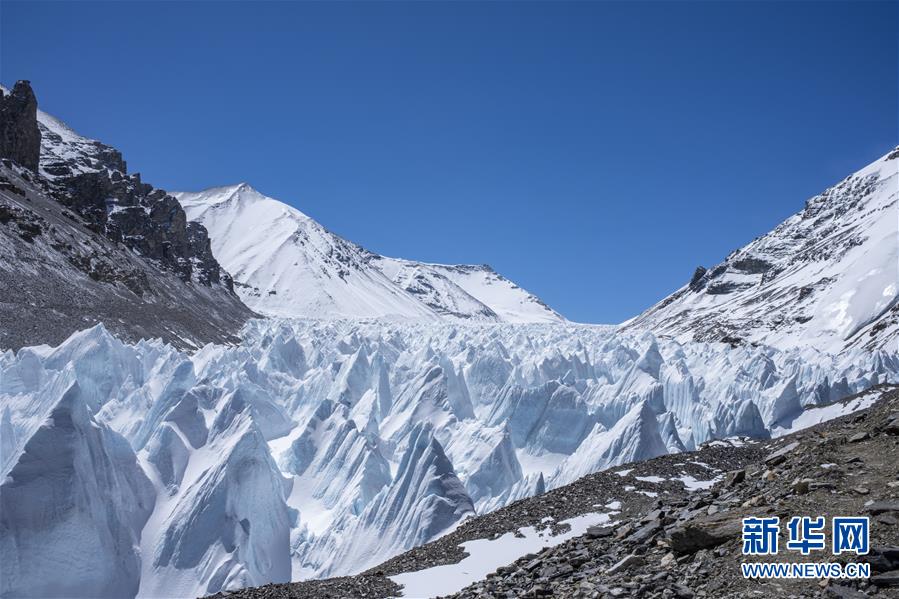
[210,385,899,599]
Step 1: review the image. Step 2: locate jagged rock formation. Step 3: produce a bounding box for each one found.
[34,86,232,289]
[0,82,254,350]
[0,81,40,171]
[624,148,898,353]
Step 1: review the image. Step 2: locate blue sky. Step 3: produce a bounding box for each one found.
[2,1,896,323]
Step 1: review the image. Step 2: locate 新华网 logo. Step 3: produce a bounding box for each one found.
[740,515,870,580]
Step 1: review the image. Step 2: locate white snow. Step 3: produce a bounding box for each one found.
[635,475,666,483]
[675,474,721,491]
[771,390,883,437]
[173,184,565,324]
[517,450,567,477]
[390,511,616,598]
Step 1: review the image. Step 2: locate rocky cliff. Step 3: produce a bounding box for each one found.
[0,81,40,171]
[0,80,254,349]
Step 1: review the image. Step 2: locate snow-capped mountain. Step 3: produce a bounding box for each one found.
[625,148,899,353]
[2,319,896,597]
[174,184,564,323]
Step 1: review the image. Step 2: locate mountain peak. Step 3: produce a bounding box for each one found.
[229,181,259,197]
[174,185,566,323]
[182,182,263,205]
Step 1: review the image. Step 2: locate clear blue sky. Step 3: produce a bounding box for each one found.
[2,1,896,323]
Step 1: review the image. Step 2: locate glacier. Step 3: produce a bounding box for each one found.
[2,319,897,598]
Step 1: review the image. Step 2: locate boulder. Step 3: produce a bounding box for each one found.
[667,512,742,554]
[725,469,746,488]
[867,501,899,516]
[871,570,899,587]
[607,554,644,575]
[864,546,899,573]
[764,441,799,466]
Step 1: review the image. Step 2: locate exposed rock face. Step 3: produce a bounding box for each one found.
[0,82,253,350]
[0,81,233,290]
[57,168,232,288]
[0,165,255,350]
[688,266,707,291]
[0,81,40,172]
[1,82,229,292]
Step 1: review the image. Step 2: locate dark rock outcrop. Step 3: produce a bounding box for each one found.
[0,164,253,350]
[0,80,40,171]
[668,511,743,554]
[58,168,232,288]
[688,266,707,292]
[0,81,233,291]
[731,256,773,274]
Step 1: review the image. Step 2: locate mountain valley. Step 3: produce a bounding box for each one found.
[0,79,896,599]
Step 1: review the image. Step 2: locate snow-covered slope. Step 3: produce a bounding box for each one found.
[373,257,563,323]
[174,184,564,323]
[36,101,127,180]
[2,320,896,597]
[625,148,899,353]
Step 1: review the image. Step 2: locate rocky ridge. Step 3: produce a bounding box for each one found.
[0,81,254,349]
[211,385,899,598]
[27,81,232,289]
